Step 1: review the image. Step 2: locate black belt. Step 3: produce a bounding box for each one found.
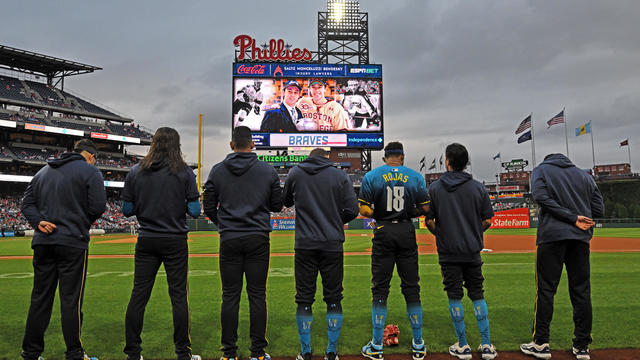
[377,219,410,224]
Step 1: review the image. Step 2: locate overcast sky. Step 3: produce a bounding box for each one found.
[4,0,639,181]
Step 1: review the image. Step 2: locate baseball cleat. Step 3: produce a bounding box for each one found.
[520,342,551,359]
[361,341,383,360]
[250,354,271,360]
[478,344,498,360]
[219,357,236,360]
[572,347,590,360]
[448,342,472,360]
[411,338,426,360]
[324,352,339,360]
[297,353,312,360]
[84,354,99,360]
[190,355,202,360]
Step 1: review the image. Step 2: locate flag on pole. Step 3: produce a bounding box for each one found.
[546,110,565,128]
[575,122,591,136]
[428,158,436,170]
[517,130,532,144]
[439,154,443,168]
[419,156,425,172]
[492,152,501,160]
[620,139,629,147]
[515,115,532,134]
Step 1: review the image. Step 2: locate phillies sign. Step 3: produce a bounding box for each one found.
[234,34,313,62]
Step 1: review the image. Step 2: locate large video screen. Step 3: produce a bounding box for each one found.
[232,63,383,149]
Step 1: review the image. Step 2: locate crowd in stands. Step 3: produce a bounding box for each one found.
[0,195,31,231]
[1,146,13,159]
[93,199,139,231]
[272,206,296,218]
[0,196,139,232]
[49,118,108,133]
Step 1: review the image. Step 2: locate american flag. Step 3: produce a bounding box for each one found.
[515,115,532,134]
[546,110,565,128]
[620,139,629,147]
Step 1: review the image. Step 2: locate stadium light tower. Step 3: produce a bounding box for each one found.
[318,0,369,64]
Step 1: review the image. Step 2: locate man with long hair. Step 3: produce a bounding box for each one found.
[20,139,106,360]
[204,126,283,360]
[358,142,431,360]
[121,127,201,360]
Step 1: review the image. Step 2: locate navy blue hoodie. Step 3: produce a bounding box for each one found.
[283,156,359,251]
[203,152,283,241]
[428,171,494,263]
[121,161,199,238]
[21,152,106,250]
[532,154,604,244]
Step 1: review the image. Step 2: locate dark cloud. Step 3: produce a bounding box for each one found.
[3,0,639,179]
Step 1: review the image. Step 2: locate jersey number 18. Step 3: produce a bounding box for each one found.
[386,186,405,212]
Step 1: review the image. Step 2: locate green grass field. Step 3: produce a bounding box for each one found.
[1,229,639,359]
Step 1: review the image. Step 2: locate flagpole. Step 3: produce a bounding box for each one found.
[628,139,632,170]
[563,107,569,158]
[590,121,596,169]
[530,112,536,167]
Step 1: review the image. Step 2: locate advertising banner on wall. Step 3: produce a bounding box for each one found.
[491,208,530,228]
[270,217,295,230]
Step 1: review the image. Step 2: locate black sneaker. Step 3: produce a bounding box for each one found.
[297,353,312,360]
[324,352,338,360]
[572,347,590,360]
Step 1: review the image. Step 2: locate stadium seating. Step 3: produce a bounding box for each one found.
[11,147,58,162]
[49,118,108,133]
[106,122,153,139]
[0,195,31,231]
[24,80,66,107]
[96,155,138,169]
[0,77,35,103]
[59,89,119,117]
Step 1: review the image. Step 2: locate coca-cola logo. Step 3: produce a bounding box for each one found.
[234,34,313,62]
[236,64,266,75]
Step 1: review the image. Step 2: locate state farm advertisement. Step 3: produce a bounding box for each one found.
[491,208,530,229]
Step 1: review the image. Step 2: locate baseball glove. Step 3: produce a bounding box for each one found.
[382,324,399,347]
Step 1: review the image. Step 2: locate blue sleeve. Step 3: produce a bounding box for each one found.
[121,168,135,202]
[359,174,374,206]
[122,200,135,217]
[187,200,201,218]
[340,174,359,223]
[282,169,295,208]
[480,186,494,220]
[413,173,429,206]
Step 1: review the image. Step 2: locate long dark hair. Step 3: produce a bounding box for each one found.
[139,127,187,175]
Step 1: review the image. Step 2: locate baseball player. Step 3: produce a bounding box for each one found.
[296,79,350,131]
[121,127,202,360]
[359,141,431,360]
[425,143,497,360]
[203,126,283,360]
[282,148,359,360]
[20,139,106,360]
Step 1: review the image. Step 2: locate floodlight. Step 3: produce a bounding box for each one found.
[327,0,361,31]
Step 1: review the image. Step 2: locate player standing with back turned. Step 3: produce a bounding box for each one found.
[358,142,431,360]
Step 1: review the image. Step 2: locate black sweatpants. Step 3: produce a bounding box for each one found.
[370,221,420,303]
[295,249,344,305]
[533,240,592,348]
[124,236,191,360]
[219,235,270,358]
[22,245,88,360]
[440,261,485,301]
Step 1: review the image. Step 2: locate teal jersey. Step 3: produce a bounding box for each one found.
[358,164,430,221]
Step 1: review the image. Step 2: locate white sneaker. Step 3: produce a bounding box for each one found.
[449,342,472,360]
[520,342,551,359]
[478,344,497,360]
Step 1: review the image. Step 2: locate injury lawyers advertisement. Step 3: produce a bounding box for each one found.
[491,208,530,229]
